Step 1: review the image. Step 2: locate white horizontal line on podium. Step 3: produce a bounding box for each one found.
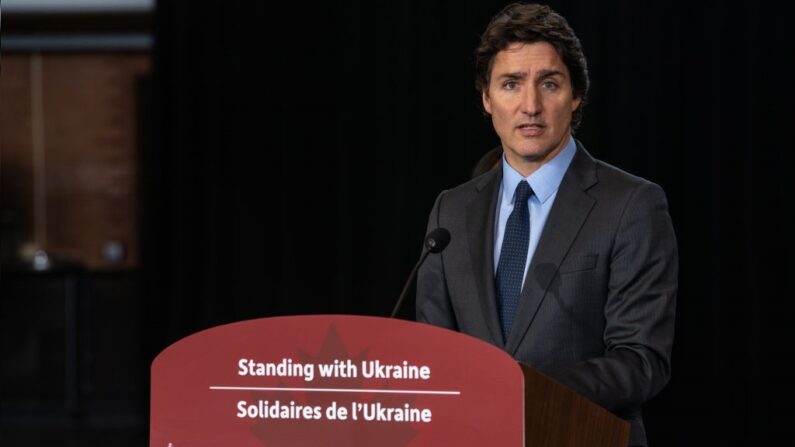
[209,386,461,396]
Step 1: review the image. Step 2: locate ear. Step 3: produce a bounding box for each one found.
[482,89,493,114]
[572,96,582,112]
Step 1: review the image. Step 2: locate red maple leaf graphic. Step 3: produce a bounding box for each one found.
[249,324,420,446]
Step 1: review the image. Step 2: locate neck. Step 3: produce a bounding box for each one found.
[504,134,572,177]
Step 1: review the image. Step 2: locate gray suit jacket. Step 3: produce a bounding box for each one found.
[416,143,677,446]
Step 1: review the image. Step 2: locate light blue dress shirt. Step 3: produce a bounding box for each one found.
[493,135,577,286]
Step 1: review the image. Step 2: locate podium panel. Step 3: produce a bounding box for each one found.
[151,315,524,446]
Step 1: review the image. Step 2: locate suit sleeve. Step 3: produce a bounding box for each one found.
[416,191,458,330]
[547,181,678,412]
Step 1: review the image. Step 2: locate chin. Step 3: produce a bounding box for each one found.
[515,146,554,162]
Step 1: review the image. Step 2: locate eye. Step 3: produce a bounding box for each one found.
[541,80,559,90]
[503,80,519,90]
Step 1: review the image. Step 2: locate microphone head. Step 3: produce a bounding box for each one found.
[424,228,451,253]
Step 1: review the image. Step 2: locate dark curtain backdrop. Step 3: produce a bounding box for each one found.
[146,1,794,445]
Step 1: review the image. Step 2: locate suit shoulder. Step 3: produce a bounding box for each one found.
[592,158,666,198]
[437,169,500,203]
[585,160,672,232]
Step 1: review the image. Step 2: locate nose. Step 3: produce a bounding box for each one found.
[520,86,542,116]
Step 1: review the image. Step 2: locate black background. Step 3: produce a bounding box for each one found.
[149,1,792,445]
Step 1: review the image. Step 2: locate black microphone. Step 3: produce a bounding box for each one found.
[424,227,451,254]
[390,228,451,318]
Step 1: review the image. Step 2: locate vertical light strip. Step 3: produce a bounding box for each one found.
[31,53,48,249]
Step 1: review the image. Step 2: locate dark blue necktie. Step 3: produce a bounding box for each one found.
[495,180,533,341]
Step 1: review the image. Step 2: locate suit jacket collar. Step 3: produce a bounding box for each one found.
[504,140,599,354]
[465,166,505,348]
[464,141,599,349]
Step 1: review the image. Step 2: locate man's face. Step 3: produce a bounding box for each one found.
[482,41,581,176]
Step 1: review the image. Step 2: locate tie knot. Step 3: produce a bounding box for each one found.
[514,181,533,205]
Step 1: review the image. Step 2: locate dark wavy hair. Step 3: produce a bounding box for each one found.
[474,3,590,130]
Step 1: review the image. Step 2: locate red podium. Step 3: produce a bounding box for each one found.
[151,315,628,446]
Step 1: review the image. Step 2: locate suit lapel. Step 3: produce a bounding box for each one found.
[465,169,505,348]
[505,144,598,355]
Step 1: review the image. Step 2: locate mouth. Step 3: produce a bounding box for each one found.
[516,123,545,136]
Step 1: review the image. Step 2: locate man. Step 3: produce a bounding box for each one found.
[416,4,677,446]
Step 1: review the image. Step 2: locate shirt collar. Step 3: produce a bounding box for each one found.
[500,135,577,205]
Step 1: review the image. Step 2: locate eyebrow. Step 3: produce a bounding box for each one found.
[537,69,566,80]
[496,70,566,81]
[497,72,527,81]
